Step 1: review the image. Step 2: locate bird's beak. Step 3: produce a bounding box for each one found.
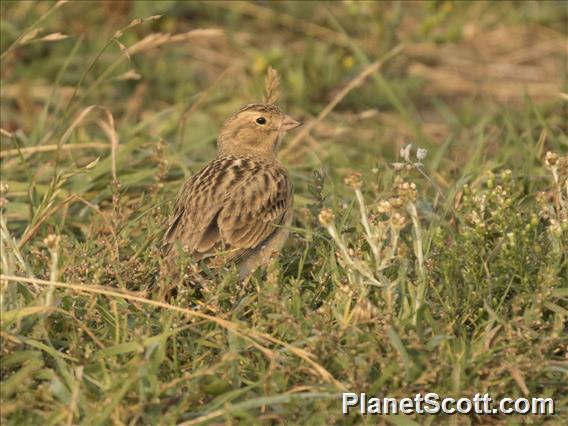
[280,115,302,132]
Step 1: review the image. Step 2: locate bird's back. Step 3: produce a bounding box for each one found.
[162,155,293,276]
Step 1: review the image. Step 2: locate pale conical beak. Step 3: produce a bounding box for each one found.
[280,115,302,132]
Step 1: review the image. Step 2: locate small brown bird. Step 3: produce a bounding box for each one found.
[162,103,301,280]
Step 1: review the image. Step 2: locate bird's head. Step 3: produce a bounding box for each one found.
[217,103,301,159]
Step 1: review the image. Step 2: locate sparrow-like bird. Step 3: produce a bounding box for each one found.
[162,103,301,279]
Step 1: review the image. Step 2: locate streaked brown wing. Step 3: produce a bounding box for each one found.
[162,157,292,264]
[162,158,232,255]
[217,166,291,252]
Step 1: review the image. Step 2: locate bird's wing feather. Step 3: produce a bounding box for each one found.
[218,166,291,250]
[162,158,229,254]
[162,157,292,262]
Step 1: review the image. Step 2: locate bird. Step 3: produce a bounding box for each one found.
[161,103,302,282]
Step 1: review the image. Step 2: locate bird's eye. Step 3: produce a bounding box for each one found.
[256,117,266,125]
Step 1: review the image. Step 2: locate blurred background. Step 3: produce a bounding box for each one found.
[2,1,566,229]
[2,1,566,168]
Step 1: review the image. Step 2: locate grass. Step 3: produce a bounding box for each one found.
[1,1,567,424]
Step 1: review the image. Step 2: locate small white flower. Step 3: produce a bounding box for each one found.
[391,162,405,171]
[400,143,412,162]
[416,148,427,161]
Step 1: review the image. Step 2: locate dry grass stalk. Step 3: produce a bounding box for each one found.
[0,0,69,60]
[0,142,110,159]
[25,32,69,44]
[17,195,74,250]
[98,110,119,181]
[0,274,346,390]
[128,29,224,56]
